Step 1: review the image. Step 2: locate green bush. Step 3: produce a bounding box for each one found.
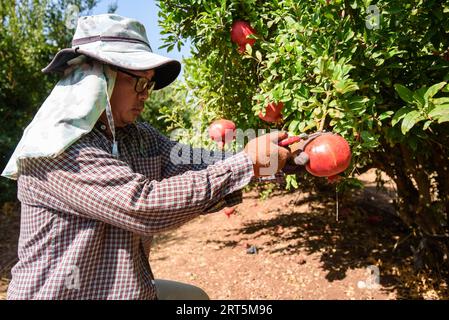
[157,0,449,269]
[0,0,98,203]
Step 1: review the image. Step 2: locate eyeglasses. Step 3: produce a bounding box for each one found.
[115,68,156,95]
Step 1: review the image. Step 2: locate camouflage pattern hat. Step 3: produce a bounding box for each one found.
[43,14,181,90]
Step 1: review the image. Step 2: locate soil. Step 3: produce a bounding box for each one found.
[1,170,447,299]
[150,170,400,299]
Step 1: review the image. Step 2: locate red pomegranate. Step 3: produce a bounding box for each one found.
[258,101,284,123]
[208,119,236,149]
[223,207,235,218]
[231,20,256,53]
[304,134,351,177]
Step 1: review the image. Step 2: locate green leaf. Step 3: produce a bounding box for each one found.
[286,174,298,190]
[413,87,427,108]
[394,84,414,104]
[378,110,394,121]
[288,120,299,133]
[442,84,449,93]
[423,120,432,130]
[284,16,296,25]
[401,110,425,134]
[384,47,406,59]
[392,106,412,126]
[310,87,325,93]
[255,50,262,62]
[429,104,449,123]
[360,131,379,148]
[343,30,355,42]
[424,82,447,100]
[245,43,252,55]
[348,96,369,115]
[432,97,449,105]
[334,81,359,94]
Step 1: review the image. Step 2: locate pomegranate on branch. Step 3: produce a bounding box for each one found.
[258,101,284,123]
[208,119,236,149]
[230,20,257,53]
[280,132,352,177]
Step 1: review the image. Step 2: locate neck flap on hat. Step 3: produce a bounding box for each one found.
[1,57,117,180]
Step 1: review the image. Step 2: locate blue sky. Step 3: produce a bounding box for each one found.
[91,0,192,66]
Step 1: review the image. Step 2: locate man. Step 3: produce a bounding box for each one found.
[2,14,290,299]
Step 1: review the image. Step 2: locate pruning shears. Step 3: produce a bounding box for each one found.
[278,131,332,165]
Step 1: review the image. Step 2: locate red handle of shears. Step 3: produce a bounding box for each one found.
[278,136,301,147]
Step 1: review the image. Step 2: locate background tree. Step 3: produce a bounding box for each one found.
[0,0,98,203]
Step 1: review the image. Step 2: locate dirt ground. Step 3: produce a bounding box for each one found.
[1,170,447,300]
[0,201,20,300]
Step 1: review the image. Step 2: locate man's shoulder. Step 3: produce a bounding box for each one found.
[134,122,163,137]
[133,122,171,146]
[66,129,111,157]
[65,122,168,157]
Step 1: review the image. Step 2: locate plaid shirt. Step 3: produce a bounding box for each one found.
[7,122,254,300]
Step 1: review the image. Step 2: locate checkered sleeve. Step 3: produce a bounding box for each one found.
[145,125,251,213]
[22,143,253,236]
[141,125,232,177]
[203,190,243,214]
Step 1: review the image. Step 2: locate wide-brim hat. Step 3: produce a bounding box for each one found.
[42,14,181,90]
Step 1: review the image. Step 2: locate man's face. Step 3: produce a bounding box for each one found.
[109,68,155,127]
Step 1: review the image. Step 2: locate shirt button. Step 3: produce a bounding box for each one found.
[100,124,107,130]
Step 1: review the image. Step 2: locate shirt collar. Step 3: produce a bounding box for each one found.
[94,120,135,138]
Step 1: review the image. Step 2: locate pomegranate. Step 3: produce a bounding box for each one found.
[304,134,351,177]
[258,101,284,123]
[231,20,257,53]
[208,119,236,149]
[223,207,235,218]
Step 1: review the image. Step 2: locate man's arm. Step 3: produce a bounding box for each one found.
[20,142,254,237]
[149,127,232,178]
[143,124,242,213]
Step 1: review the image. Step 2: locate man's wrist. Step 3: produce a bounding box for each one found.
[222,151,254,192]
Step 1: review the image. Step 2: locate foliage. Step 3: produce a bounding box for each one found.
[157,0,449,270]
[141,81,192,135]
[0,0,98,203]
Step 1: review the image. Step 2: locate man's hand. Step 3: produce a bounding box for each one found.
[244,131,291,177]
